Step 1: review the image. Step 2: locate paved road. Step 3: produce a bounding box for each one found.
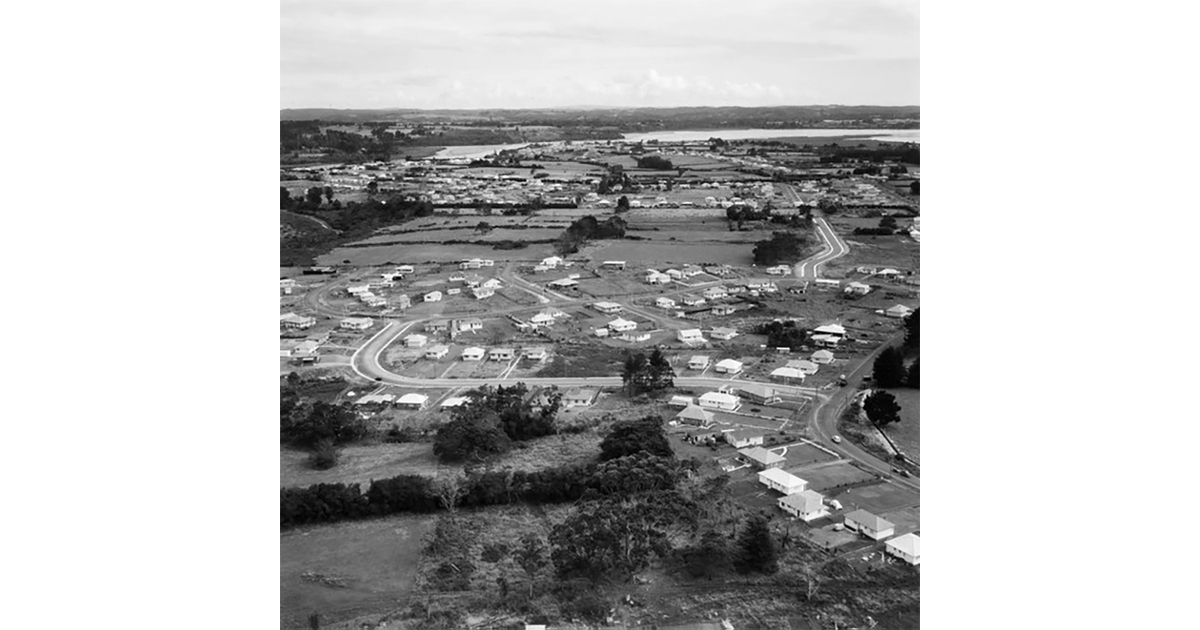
[794,217,848,279]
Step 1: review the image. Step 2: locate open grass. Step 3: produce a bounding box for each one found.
[486,432,603,472]
[280,443,444,489]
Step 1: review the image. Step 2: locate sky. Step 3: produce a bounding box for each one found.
[281,0,919,110]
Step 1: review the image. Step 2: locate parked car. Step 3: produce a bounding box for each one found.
[832,435,842,444]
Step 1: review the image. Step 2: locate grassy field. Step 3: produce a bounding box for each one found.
[318,242,558,266]
[281,514,436,630]
[485,432,602,472]
[793,461,880,493]
[586,242,754,265]
[280,443,443,489]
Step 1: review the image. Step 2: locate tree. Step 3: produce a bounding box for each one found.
[863,390,903,428]
[550,495,683,584]
[280,186,292,209]
[752,231,807,266]
[817,197,844,216]
[323,185,334,203]
[906,360,920,388]
[366,180,379,195]
[621,352,649,395]
[432,411,512,463]
[515,533,548,597]
[734,515,778,575]
[599,416,673,461]
[879,216,898,230]
[282,400,366,448]
[475,221,492,234]
[586,452,679,497]
[433,474,468,513]
[616,195,630,212]
[305,186,324,206]
[904,308,919,349]
[647,348,675,391]
[872,346,907,388]
[684,529,731,580]
[910,180,920,195]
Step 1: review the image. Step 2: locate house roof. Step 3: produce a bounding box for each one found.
[725,428,764,442]
[565,388,597,400]
[670,395,694,405]
[397,393,429,405]
[886,533,920,556]
[440,396,469,407]
[426,344,449,353]
[689,355,710,363]
[886,304,913,314]
[711,327,737,335]
[462,346,484,354]
[813,324,846,335]
[593,301,622,309]
[609,317,636,327]
[700,391,739,404]
[756,465,803,485]
[489,347,515,354]
[780,489,825,511]
[812,349,835,359]
[736,383,776,398]
[786,360,819,371]
[771,367,805,379]
[675,405,714,422]
[715,358,743,368]
[679,328,703,336]
[845,509,895,531]
[741,446,785,466]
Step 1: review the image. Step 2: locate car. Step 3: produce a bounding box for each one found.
[750,407,762,413]
[374,377,382,382]
[900,470,912,478]
[832,435,842,444]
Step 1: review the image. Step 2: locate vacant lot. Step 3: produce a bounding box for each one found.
[351,227,563,246]
[791,461,878,493]
[318,243,557,266]
[281,514,436,630]
[833,480,919,515]
[777,442,839,468]
[486,432,602,472]
[280,443,442,489]
[586,242,752,266]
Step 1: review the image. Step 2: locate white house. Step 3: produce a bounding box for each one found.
[786,359,820,375]
[424,291,443,302]
[741,446,786,470]
[404,334,428,348]
[655,297,677,309]
[489,347,515,361]
[712,305,737,316]
[844,282,871,296]
[688,355,711,370]
[813,324,847,339]
[541,256,564,267]
[446,288,462,296]
[675,405,714,426]
[563,388,597,408]
[703,286,729,300]
[346,284,371,296]
[766,264,791,275]
[885,304,914,318]
[280,278,297,294]
[757,467,807,494]
[710,327,738,341]
[885,533,921,565]
[396,393,430,410]
[362,295,387,308]
[472,287,495,300]
[778,490,829,522]
[699,391,741,412]
[736,383,781,405]
[530,312,556,326]
[547,278,578,290]
[814,278,841,291]
[677,329,705,343]
[811,334,840,348]
[811,349,835,364]
[592,301,623,314]
[679,295,704,307]
[714,358,744,374]
[522,347,548,361]
[280,313,316,330]
[844,509,896,541]
[339,317,374,331]
[453,318,483,333]
[395,295,411,309]
[645,271,672,285]
[600,261,626,270]
[668,395,694,408]
[608,318,638,333]
[770,367,806,382]
[723,428,764,448]
[461,346,485,361]
[440,396,469,410]
[424,345,450,359]
[621,332,651,343]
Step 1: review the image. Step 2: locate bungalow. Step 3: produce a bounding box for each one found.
[770,367,806,382]
[844,282,871,296]
[688,355,711,370]
[680,294,706,307]
[723,428,764,448]
[600,260,626,270]
[813,324,847,339]
[765,264,792,275]
[757,467,806,493]
[608,318,638,333]
[814,278,841,291]
[711,304,736,317]
[459,259,483,270]
[786,359,820,375]
[404,334,428,348]
[472,286,495,300]
[462,274,485,288]
[675,405,714,426]
[594,328,610,338]
[885,304,914,319]
[878,268,901,277]
[353,394,394,406]
[453,318,484,333]
[530,312,555,326]
[563,388,598,408]
[645,271,672,285]
[396,265,414,274]
[541,256,564,267]
[710,327,738,341]
[424,291,443,302]
[547,278,578,289]
[395,295,412,309]
[446,288,462,296]
[703,286,729,300]
[424,320,450,333]
[655,297,677,309]
[778,490,829,522]
[687,427,722,444]
[367,279,395,290]
[522,347,548,361]
[811,349,836,364]
[736,383,781,405]
[280,313,316,330]
[699,391,741,412]
[621,332,651,342]
[339,317,374,331]
[714,358,743,374]
[346,284,371,296]
[291,339,321,357]
[677,328,705,343]
[481,278,502,290]
[532,264,552,273]
[489,347,515,361]
[811,335,840,348]
[668,394,694,408]
[362,295,387,308]
[592,301,623,314]
[396,393,430,410]
[741,446,786,470]
[665,268,684,280]
[844,509,896,541]
[885,533,921,565]
[280,278,297,294]
[439,396,469,410]
[460,347,485,361]
[480,259,494,267]
[539,307,567,319]
[705,265,734,276]
[856,265,879,275]
[424,344,450,359]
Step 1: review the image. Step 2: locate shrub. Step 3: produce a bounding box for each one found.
[307,439,340,470]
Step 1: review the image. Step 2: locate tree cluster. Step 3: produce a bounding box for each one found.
[904,308,919,349]
[432,383,564,462]
[872,346,908,388]
[863,390,903,428]
[636,155,675,170]
[756,320,808,349]
[752,231,808,266]
[555,214,628,255]
[598,415,674,461]
[620,349,675,396]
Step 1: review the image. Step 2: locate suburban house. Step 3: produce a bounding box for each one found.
[885,533,921,565]
[446,288,462,296]
[645,271,672,285]
[280,313,316,330]
[362,295,387,308]
[668,395,694,408]
[703,286,729,300]
[600,261,626,270]
[814,278,841,290]
[449,272,467,283]
[439,396,469,410]
[766,264,792,275]
[346,285,371,296]
[353,394,393,407]
[878,268,902,277]
[714,358,744,374]
[339,317,374,331]
[291,339,321,357]
[705,264,734,276]
[592,301,623,314]
[533,264,552,273]
[665,269,683,280]
[711,304,737,317]
[844,281,872,296]
[655,297,677,309]
[404,334,428,348]
[811,349,835,364]
[472,286,495,300]
[736,383,781,405]
[529,312,555,326]
[547,278,578,290]
[453,318,483,333]
[741,446,786,470]
[723,428,764,448]
[280,278,297,294]
[675,405,714,426]
[489,347,515,361]
[813,324,847,339]
[395,265,414,274]
[396,393,430,410]
[621,332,651,343]
[688,355,711,370]
[522,347,548,361]
[424,345,450,360]
[677,329,705,343]
[757,467,807,493]
[594,328,610,338]
[424,291,443,302]
[394,294,411,309]
[539,307,567,320]
[679,294,704,307]
[786,359,820,375]
[460,347,485,361]
[856,265,879,275]
[885,304,914,318]
[481,278,502,290]
[710,327,738,341]
[541,256,564,268]
[778,490,829,522]
[770,367,806,382]
[844,509,896,541]
[811,334,840,348]
[699,391,741,412]
[608,318,638,333]
[563,388,597,408]
[424,320,450,333]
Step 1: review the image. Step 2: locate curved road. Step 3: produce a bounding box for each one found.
[794,217,849,279]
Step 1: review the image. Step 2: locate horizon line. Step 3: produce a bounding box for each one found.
[280,104,921,112]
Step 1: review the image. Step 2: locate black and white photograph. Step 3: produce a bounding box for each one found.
[279,1,919,628]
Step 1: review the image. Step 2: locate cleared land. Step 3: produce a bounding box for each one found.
[280,443,443,489]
